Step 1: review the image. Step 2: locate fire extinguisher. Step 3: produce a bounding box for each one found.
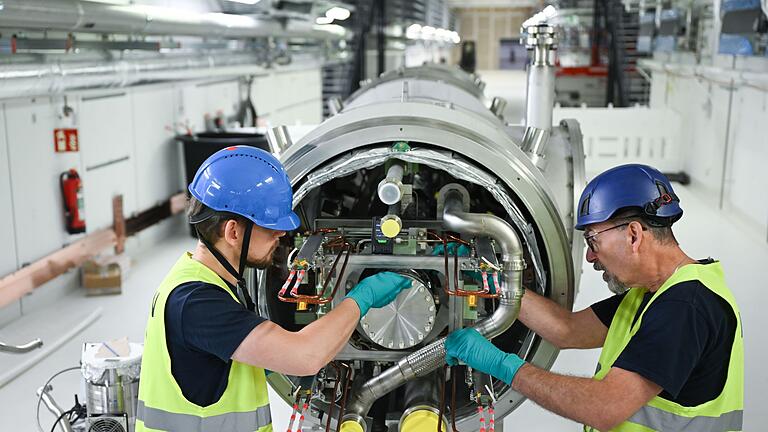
[60,169,86,234]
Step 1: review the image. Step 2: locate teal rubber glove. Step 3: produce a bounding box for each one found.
[345,272,412,316]
[444,328,524,385]
[431,242,471,257]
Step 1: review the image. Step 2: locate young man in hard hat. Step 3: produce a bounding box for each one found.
[445,164,743,431]
[136,146,411,432]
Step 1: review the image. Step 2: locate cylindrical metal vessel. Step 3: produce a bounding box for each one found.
[81,342,142,430]
[258,63,585,431]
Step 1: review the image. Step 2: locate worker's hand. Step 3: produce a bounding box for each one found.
[345,272,412,317]
[444,328,524,385]
[431,242,471,257]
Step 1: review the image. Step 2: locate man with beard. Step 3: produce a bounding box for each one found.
[137,146,411,432]
[444,164,743,431]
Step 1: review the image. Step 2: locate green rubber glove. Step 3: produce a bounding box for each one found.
[345,272,412,316]
[431,242,471,256]
[444,328,524,385]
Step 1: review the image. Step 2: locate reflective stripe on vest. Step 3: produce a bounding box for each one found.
[138,401,272,432]
[587,261,744,432]
[627,405,742,432]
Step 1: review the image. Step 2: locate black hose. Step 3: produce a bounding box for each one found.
[50,409,74,432]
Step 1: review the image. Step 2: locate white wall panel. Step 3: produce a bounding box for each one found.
[554,106,683,176]
[177,85,207,133]
[722,87,768,234]
[4,97,80,264]
[664,75,731,198]
[252,73,277,117]
[0,105,21,327]
[203,81,240,121]
[130,88,181,209]
[79,92,137,230]
[0,106,18,276]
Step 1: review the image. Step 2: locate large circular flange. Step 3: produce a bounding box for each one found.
[359,274,436,350]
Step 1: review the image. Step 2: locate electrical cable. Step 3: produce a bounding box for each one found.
[36,366,80,432]
[50,409,74,432]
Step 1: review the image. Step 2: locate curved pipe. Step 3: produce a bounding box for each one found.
[343,196,526,426]
[0,338,43,354]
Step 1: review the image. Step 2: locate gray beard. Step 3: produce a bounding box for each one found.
[594,262,630,295]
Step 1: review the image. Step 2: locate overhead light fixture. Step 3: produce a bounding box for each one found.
[406,23,422,39]
[316,16,334,25]
[226,0,262,4]
[326,6,351,21]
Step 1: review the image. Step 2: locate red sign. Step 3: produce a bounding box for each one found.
[54,128,79,152]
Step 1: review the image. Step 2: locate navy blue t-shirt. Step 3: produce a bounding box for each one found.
[165,281,267,407]
[590,261,737,407]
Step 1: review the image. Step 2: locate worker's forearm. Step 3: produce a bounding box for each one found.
[511,364,618,430]
[297,298,360,366]
[518,290,573,347]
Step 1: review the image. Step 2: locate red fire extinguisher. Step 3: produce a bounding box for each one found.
[60,169,86,234]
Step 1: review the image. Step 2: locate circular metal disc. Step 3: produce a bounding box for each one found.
[359,275,436,350]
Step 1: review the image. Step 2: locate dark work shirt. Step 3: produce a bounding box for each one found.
[165,281,267,406]
[590,262,737,407]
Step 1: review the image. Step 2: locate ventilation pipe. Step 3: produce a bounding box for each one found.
[0,0,346,40]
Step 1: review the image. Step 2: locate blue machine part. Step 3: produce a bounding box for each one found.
[660,9,682,20]
[638,36,653,53]
[721,0,762,13]
[654,36,677,52]
[719,34,755,55]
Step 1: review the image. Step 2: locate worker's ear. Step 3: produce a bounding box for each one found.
[221,219,242,246]
[627,221,644,253]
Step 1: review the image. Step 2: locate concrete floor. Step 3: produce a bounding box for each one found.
[1,182,766,431]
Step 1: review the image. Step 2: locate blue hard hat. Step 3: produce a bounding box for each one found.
[575,164,683,230]
[188,145,300,231]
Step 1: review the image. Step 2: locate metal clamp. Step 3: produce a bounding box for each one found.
[0,338,43,354]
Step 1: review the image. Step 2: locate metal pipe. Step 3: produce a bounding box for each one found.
[0,308,102,389]
[342,195,526,428]
[36,386,73,432]
[523,25,557,131]
[0,0,346,40]
[377,163,405,205]
[521,24,557,171]
[0,52,320,100]
[0,338,43,354]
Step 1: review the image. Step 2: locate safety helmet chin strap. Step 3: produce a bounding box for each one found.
[195,222,256,312]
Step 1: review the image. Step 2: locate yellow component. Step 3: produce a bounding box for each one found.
[297,301,308,311]
[401,409,445,432]
[340,420,364,432]
[380,217,402,238]
[467,294,478,310]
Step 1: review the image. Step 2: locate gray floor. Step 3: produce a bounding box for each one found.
[1,183,766,431]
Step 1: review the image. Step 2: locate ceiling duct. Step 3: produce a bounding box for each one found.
[0,0,347,40]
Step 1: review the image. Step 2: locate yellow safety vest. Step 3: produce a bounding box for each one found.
[136,253,273,432]
[585,261,743,432]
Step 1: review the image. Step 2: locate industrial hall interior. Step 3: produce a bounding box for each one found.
[0,0,765,431]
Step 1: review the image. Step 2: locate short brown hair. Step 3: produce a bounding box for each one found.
[186,196,246,243]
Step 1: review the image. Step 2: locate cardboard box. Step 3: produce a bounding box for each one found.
[81,259,122,295]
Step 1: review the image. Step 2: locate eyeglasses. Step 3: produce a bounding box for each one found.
[583,222,631,253]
